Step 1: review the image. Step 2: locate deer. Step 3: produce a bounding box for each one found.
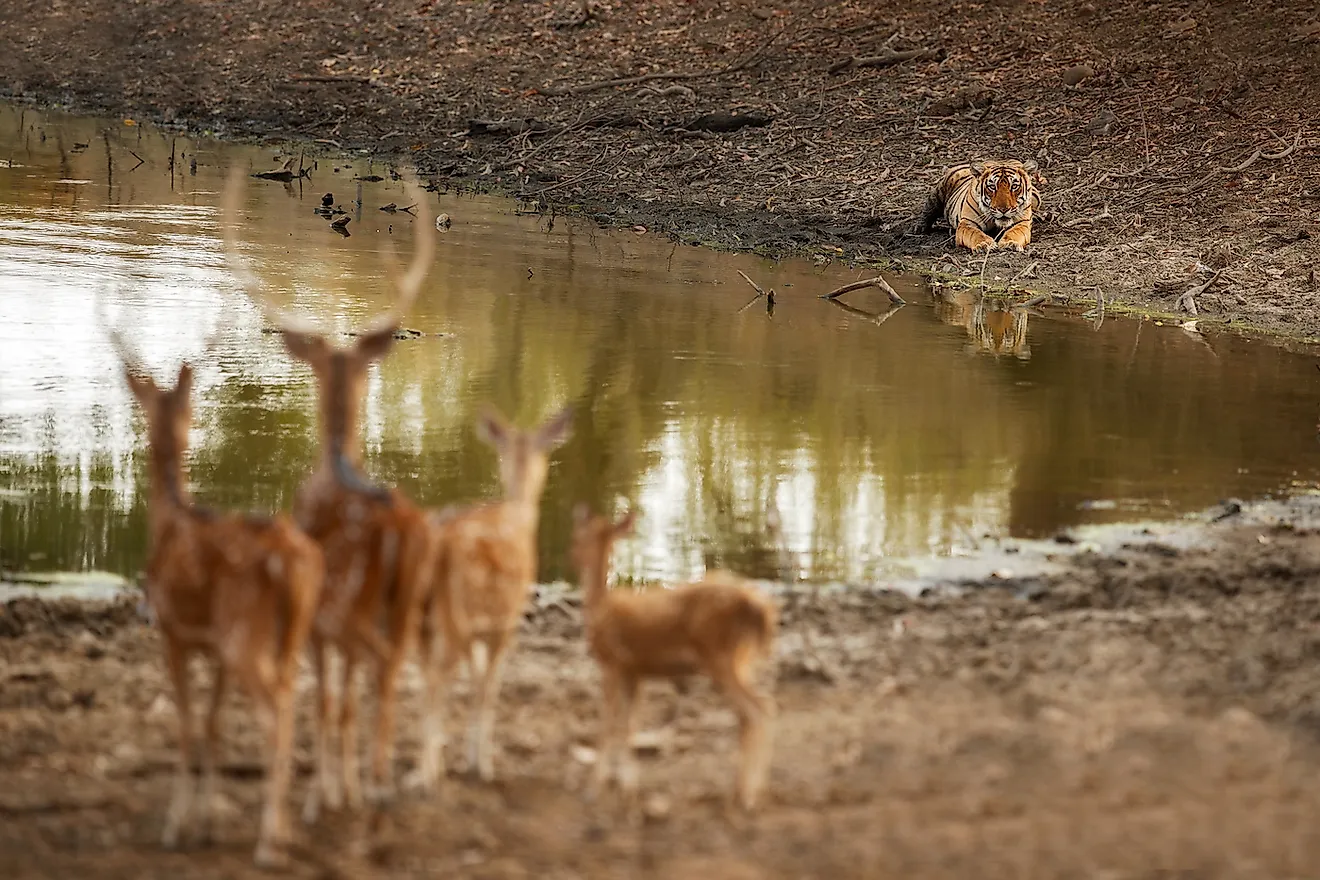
[413,404,574,790]
[99,303,324,868]
[221,167,439,819]
[568,504,778,813]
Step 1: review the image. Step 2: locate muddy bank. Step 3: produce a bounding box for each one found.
[2,0,1318,336]
[6,498,1320,877]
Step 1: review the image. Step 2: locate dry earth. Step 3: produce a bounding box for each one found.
[6,503,1320,878]
[1,0,1318,333]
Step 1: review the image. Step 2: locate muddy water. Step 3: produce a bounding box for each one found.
[2,104,1320,589]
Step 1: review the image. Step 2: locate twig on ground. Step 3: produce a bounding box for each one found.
[1009,261,1040,286]
[289,74,373,85]
[1016,294,1051,308]
[827,47,944,75]
[1093,288,1105,330]
[637,85,697,100]
[551,0,593,29]
[1060,205,1113,228]
[1176,270,1222,315]
[127,150,145,171]
[820,275,905,304]
[1219,128,1302,173]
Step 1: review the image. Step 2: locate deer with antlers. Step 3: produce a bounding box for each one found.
[221,168,439,818]
[569,505,778,812]
[100,305,324,867]
[414,404,574,789]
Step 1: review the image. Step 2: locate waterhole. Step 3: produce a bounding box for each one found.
[2,104,1319,589]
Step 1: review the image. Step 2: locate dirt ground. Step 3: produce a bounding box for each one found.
[1,0,1318,334]
[7,500,1320,878]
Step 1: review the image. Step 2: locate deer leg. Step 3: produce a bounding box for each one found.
[587,668,622,802]
[254,688,294,868]
[714,654,776,811]
[614,674,642,822]
[418,624,462,794]
[196,662,226,844]
[467,632,511,782]
[302,638,338,823]
[161,641,196,849]
[339,647,364,810]
[368,623,416,805]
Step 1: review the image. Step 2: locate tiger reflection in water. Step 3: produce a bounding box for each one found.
[932,289,1033,360]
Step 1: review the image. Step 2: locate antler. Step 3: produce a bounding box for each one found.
[366,168,435,334]
[221,164,435,340]
[221,166,323,335]
[94,287,151,379]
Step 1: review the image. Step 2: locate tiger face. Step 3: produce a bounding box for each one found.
[971,161,1037,229]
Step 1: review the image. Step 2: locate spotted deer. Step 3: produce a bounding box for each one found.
[569,505,778,812]
[415,404,574,789]
[100,306,323,867]
[221,168,439,818]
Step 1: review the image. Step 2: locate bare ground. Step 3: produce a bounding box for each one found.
[7,502,1320,878]
[1,1,1318,333]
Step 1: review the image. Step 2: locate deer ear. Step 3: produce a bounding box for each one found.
[613,508,637,536]
[475,406,511,448]
[280,330,327,364]
[175,363,194,398]
[124,370,154,404]
[535,405,575,451]
[356,325,396,362]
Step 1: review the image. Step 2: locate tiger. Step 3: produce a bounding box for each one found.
[919,159,1041,252]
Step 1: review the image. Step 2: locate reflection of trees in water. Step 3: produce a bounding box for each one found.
[7,105,1319,581]
[1001,318,1320,537]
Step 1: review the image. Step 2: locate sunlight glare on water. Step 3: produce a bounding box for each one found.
[2,104,1320,586]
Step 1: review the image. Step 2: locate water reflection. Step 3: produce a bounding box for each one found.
[2,104,1320,587]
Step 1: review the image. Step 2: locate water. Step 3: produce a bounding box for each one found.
[2,104,1320,590]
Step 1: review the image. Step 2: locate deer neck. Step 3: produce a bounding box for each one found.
[145,453,193,535]
[580,545,612,612]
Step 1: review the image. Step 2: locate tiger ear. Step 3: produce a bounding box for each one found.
[969,160,986,176]
[1022,159,1040,173]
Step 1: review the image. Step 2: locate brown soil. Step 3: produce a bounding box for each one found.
[2,1,1318,334]
[7,507,1320,878]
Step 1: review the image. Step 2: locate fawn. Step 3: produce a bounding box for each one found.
[102,311,323,867]
[221,168,439,817]
[569,505,778,811]
[415,404,574,789]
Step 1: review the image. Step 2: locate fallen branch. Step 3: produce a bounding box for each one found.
[1016,294,1050,308]
[1219,129,1301,173]
[819,275,905,304]
[289,74,373,85]
[1176,270,1221,315]
[551,0,593,29]
[738,270,770,297]
[127,150,145,172]
[637,84,697,100]
[827,47,944,75]
[1059,205,1112,228]
[1009,261,1039,286]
